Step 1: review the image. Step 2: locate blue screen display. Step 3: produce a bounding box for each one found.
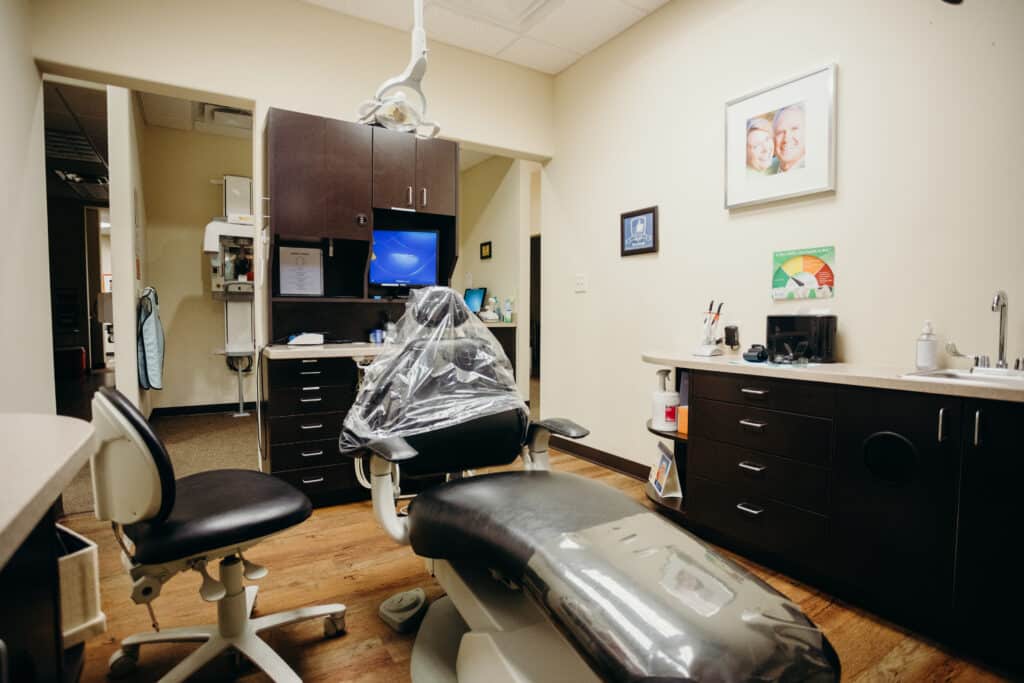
[464,288,486,313]
[369,229,439,287]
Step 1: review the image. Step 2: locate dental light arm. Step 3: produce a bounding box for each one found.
[357,0,440,139]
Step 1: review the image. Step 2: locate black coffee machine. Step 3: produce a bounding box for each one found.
[766,315,837,363]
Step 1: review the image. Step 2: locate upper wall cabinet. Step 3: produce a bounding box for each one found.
[372,128,457,216]
[267,108,372,240]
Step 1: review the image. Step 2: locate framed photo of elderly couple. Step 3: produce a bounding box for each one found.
[725,64,837,209]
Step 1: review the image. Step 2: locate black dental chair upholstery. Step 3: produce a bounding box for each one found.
[342,288,840,682]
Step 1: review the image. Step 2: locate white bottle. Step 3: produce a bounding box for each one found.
[651,369,681,431]
[916,320,939,371]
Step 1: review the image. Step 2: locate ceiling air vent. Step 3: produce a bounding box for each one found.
[194,104,253,139]
[45,129,103,163]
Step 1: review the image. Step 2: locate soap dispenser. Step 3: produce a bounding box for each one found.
[651,369,681,431]
[916,321,939,371]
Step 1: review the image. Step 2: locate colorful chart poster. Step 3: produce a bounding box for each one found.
[772,246,835,300]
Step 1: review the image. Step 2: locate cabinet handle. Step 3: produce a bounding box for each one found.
[300,397,323,404]
[739,419,767,432]
[301,476,325,485]
[407,186,414,207]
[937,407,945,443]
[300,370,322,376]
[740,387,769,397]
[302,385,321,391]
[736,502,764,517]
[421,187,428,207]
[301,359,319,364]
[738,461,766,473]
[974,410,981,447]
[300,423,323,431]
[301,449,324,458]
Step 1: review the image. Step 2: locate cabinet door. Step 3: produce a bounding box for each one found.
[832,387,961,626]
[324,119,372,239]
[268,108,325,238]
[415,137,457,215]
[372,127,416,210]
[954,400,1024,659]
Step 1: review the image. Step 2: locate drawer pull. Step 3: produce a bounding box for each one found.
[301,359,319,364]
[741,387,769,397]
[736,502,764,517]
[300,370,322,376]
[739,419,767,432]
[738,461,767,473]
[300,397,323,404]
[302,385,321,391]
[301,476,325,485]
[300,423,324,431]
[301,450,324,458]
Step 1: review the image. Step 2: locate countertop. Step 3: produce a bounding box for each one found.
[642,351,1024,403]
[482,321,516,328]
[264,343,386,361]
[0,414,96,568]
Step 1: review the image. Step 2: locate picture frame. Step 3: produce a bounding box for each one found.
[480,241,492,260]
[724,64,837,209]
[620,206,658,256]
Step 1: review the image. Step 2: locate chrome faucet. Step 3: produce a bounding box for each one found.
[992,290,1008,368]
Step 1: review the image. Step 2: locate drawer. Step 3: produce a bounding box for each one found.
[270,438,341,473]
[275,463,359,498]
[688,437,829,514]
[692,371,835,418]
[690,398,832,465]
[268,357,357,388]
[268,412,344,445]
[267,384,356,417]
[687,475,828,567]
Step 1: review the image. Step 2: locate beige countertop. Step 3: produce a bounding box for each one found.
[642,351,1024,403]
[483,321,516,328]
[264,343,386,361]
[0,414,96,568]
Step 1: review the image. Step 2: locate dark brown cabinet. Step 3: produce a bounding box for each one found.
[831,388,961,626]
[372,128,457,215]
[268,108,372,239]
[954,399,1024,663]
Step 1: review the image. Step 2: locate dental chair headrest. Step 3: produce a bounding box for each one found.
[410,287,469,328]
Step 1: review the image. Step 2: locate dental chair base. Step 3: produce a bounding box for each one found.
[110,554,346,683]
[410,559,599,683]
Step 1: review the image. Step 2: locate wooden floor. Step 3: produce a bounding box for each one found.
[62,452,1008,682]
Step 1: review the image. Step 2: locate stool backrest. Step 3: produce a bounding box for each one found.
[90,387,176,525]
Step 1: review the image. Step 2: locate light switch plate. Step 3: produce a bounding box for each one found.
[574,273,587,293]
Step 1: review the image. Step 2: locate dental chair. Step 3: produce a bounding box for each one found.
[341,287,840,683]
[90,387,346,682]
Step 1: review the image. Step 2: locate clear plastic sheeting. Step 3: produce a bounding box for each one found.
[339,287,528,454]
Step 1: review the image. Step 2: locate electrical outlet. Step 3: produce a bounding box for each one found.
[574,274,587,293]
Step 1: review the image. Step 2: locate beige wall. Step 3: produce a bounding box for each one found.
[107,88,149,412]
[142,126,254,409]
[453,157,534,397]
[542,0,1024,465]
[0,0,54,413]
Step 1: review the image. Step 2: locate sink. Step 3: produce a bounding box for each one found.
[902,368,1024,388]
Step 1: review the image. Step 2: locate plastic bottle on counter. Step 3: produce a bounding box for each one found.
[916,320,939,371]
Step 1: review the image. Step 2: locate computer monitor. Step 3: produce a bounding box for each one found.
[464,287,486,313]
[369,228,439,288]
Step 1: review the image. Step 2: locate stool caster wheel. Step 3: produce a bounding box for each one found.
[108,646,139,678]
[324,612,347,638]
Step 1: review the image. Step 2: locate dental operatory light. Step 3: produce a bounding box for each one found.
[357,0,440,139]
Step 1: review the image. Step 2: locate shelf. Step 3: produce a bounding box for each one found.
[646,419,688,443]
[644,481,686,518]
[272,297,408,304]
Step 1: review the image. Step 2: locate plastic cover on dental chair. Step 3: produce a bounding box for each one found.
[339,287,528,456]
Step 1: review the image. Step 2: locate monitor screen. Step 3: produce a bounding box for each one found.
[465,287,486,313]
[369,229,439,287]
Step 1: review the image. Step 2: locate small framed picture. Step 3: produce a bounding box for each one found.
[480,241,492,260]
[725,64,837,209]
[620,206,658,256]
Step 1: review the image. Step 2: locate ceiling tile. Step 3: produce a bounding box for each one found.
[498,36,580,74]
[424,4,519,56]
[305,0,413,32]
[620,0,670,12]
[527,0,643,54]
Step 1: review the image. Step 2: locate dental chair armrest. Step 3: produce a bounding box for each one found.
[528,418,590,442]
[365,437,419,462]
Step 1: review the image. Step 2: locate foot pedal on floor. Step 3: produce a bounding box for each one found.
[379,588,429,633]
